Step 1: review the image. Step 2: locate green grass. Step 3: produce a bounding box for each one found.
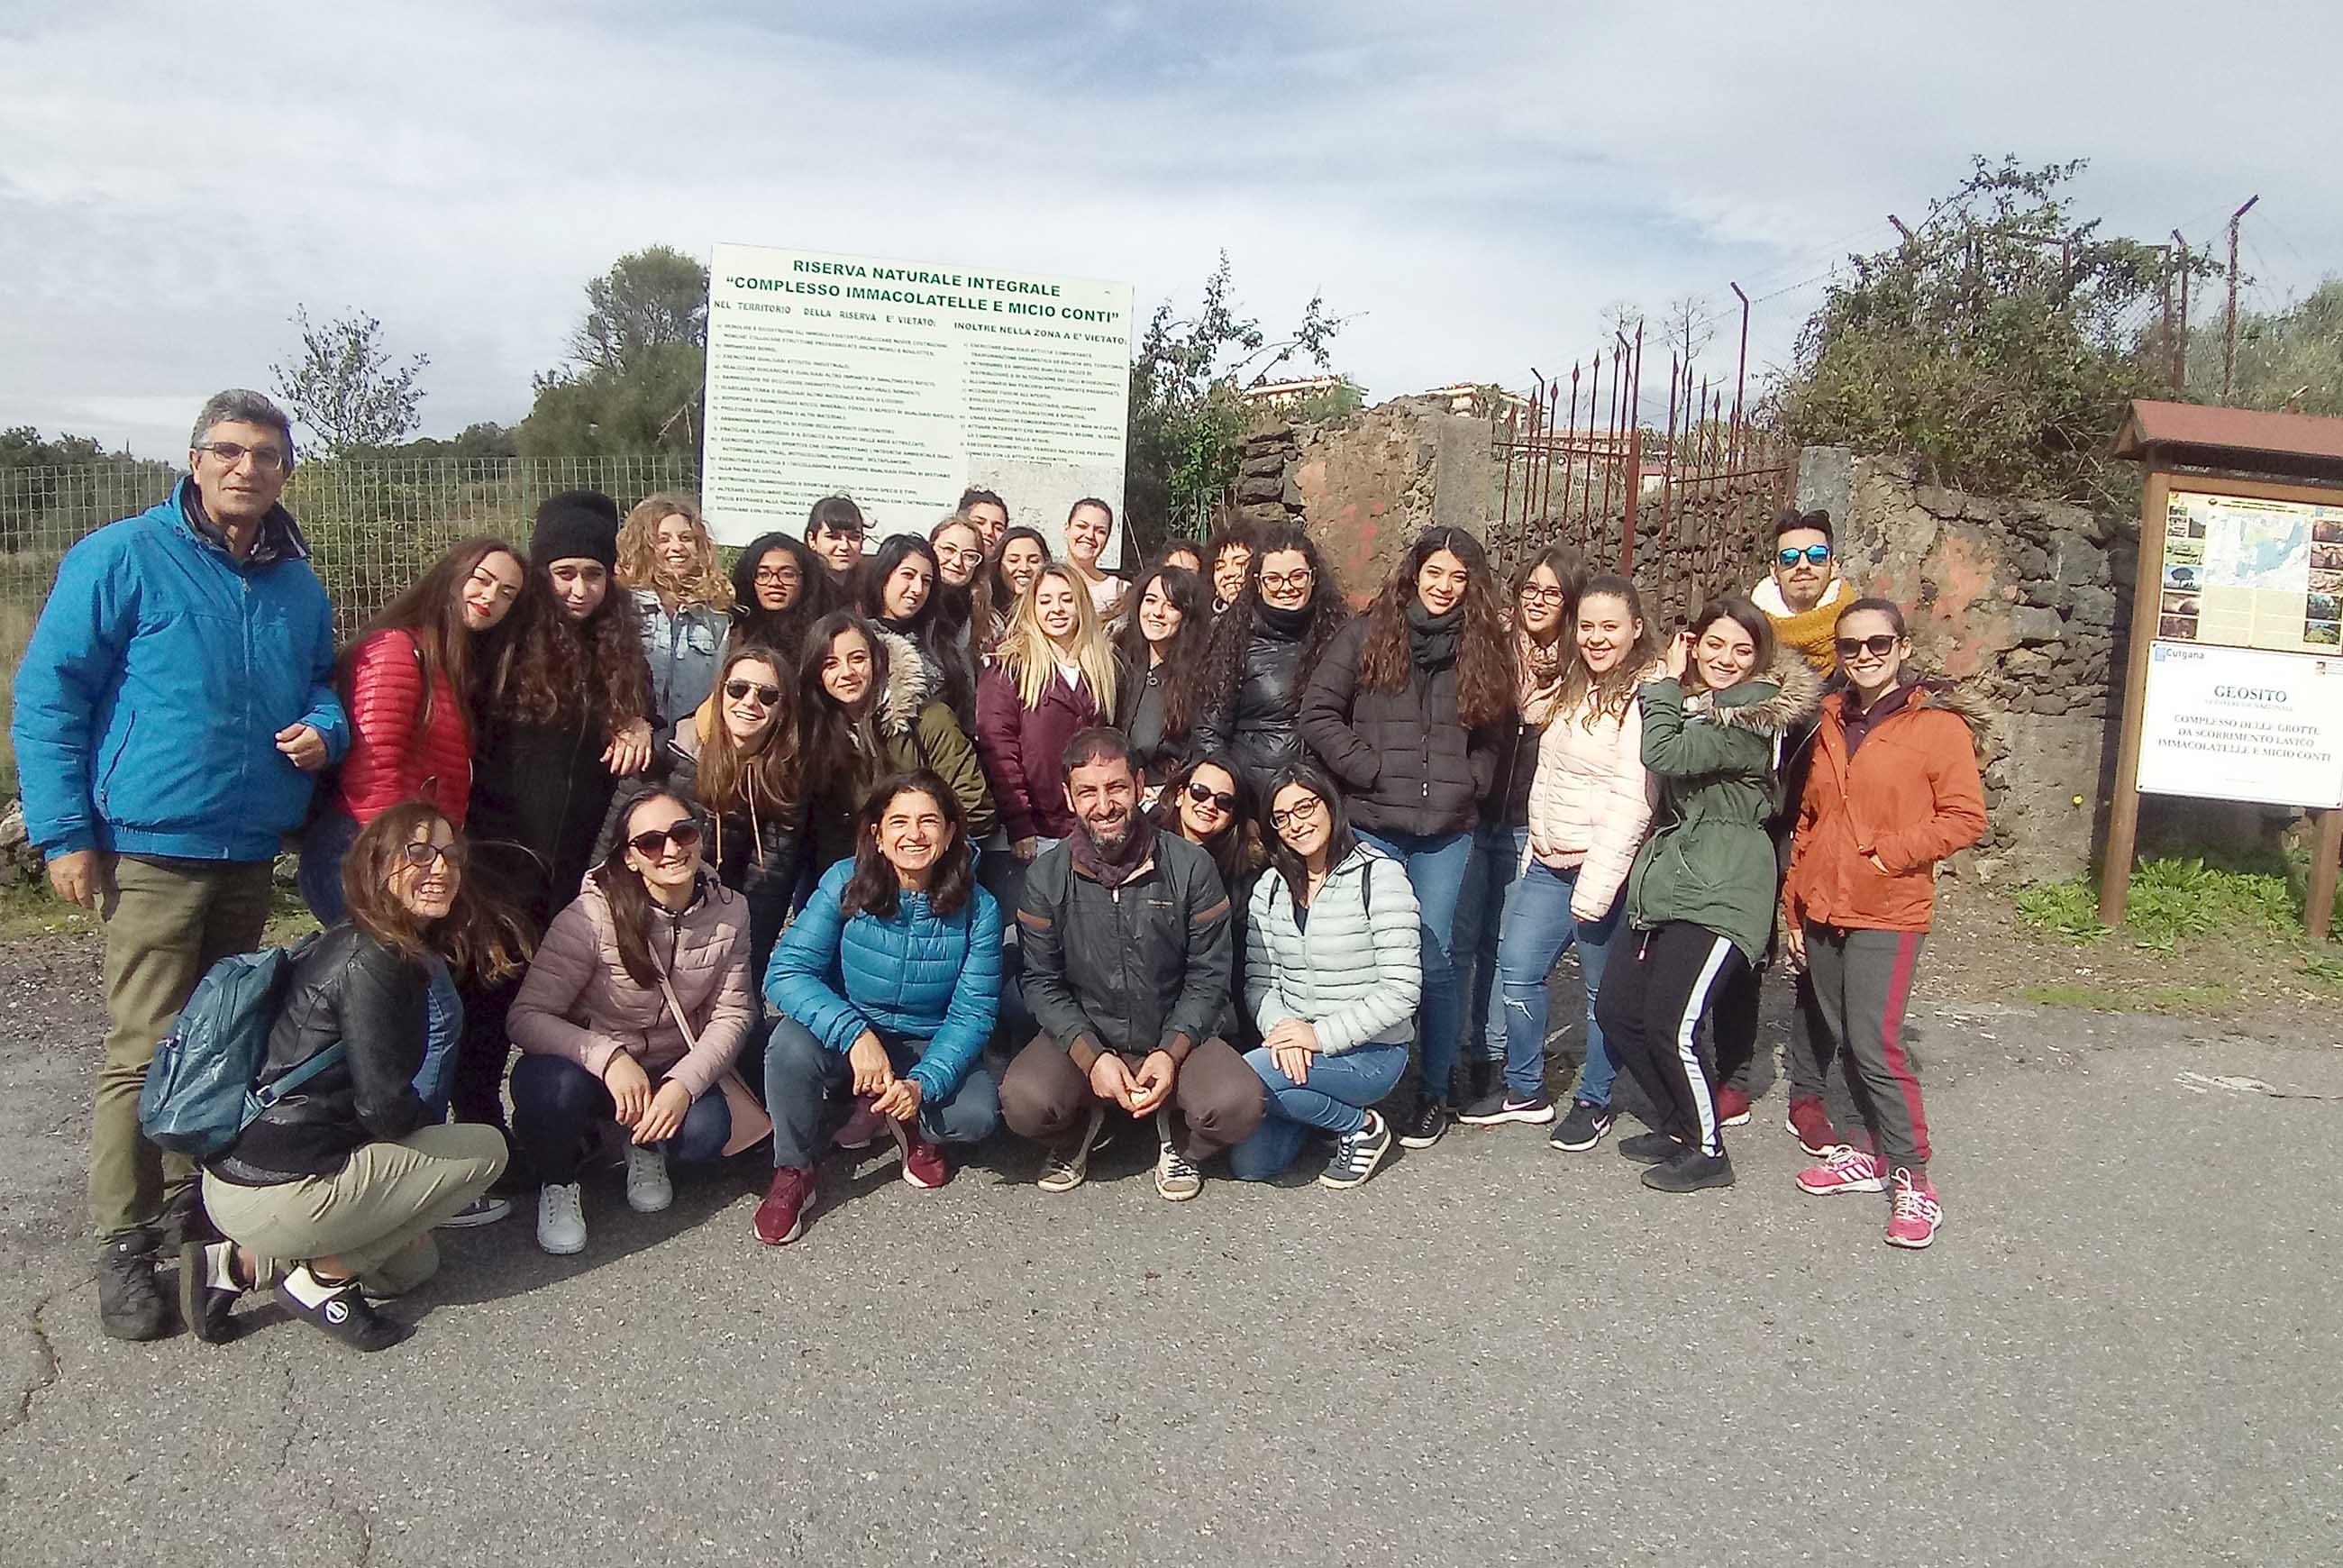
[2020,980,2239,1013]
[0,877,315,944]
[2015,856,2318,953]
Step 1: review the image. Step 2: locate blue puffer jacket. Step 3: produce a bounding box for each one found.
[763,858,1003,1101]
[12,480,348,861]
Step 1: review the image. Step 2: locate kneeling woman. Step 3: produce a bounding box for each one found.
[756,772,1004,1244]
[1226,768,1422,1190]
[510,789,767,1256]
[191,805,524,1352]
[1600,599,1815,1193]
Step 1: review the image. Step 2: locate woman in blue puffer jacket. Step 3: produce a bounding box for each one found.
[754,770,1003,1245]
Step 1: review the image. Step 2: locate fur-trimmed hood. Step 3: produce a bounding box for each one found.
[1834,675,2002,768]
[1687,654,1825,736]
[871,625,935,738]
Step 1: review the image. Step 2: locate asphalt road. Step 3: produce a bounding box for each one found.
[1,934,2338,1568]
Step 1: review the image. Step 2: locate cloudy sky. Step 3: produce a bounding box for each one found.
[3,0,2335,459]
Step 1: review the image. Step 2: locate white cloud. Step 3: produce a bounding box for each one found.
[1,0,2332,458]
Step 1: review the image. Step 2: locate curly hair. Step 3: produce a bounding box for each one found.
[483,561,652,732]
[616,492,733,611]
[729,533,834,668]
[1199,523,1347,717]
[342,801,530,985]
[1354,526,1514,730]
[1112,563,1211,743]
[841,770,977,921]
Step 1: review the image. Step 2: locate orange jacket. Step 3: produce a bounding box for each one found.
[1782,683,1988,934]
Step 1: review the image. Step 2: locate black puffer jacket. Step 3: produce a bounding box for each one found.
[210,925,431,1185]
[469,715,618,930]
[1191,609,1316,795]
[1017,827,1233,1067]
[1485,716,1540,831]
[1117,654,1186,783]
[1299,614,1502,838]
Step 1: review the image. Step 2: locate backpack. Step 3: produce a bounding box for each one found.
[138,934,343,1159]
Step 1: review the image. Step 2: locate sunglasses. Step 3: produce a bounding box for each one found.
[626,821,704,858]
[1835,634,1901,659]
[1777,544,1833,566]
[725,679,782,706]
[1184,780,1237,814]
[397,840,464,871]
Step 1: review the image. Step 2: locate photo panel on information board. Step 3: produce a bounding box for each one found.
[2161,488,2339,656]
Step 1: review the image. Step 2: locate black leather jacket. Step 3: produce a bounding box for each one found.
[211,925,431,1185]
[1192,617,1313,796]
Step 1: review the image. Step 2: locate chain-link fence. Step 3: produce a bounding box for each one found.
[0,455,700,796]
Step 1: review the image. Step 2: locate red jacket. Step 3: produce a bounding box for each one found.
[333,629,473,827]
[975,661,1100,843]
[1782,683,1989,934]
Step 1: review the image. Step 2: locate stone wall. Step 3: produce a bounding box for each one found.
[1796,448,2129,881]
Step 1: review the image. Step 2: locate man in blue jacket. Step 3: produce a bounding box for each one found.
[11,389,348,1342]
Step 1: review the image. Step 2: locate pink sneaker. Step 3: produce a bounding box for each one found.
[1885,1169,1941,1249]
[1715,1087,1753,1126]
[1794,1144,1888,1196]
[1784,1097,1839,1157]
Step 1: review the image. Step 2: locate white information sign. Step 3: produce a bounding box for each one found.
[701,242,1135,560]
[2136,641,2343,808]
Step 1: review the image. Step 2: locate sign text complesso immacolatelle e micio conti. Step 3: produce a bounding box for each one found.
[2135,641,2343,809]
[700,242,1135,559]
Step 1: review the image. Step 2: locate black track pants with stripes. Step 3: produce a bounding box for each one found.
[1597,921,1749,1158]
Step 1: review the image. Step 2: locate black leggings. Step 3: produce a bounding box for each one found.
[1596,922,1749,1158]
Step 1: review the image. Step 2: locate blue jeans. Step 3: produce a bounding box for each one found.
[762,1016,1000,1169]
[1454,824,1527,1070]
[509,1053,734,1185]
[415,957,461,1119]
[1495,861,1624,1103]
[296,807,361,925]
[1356,828,1474,1103]
[1227,1041,1409,1181]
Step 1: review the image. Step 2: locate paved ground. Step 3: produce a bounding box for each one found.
[1,932,2338,1568]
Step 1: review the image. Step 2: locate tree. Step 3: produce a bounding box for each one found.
[1126,252,1345,555]
[1778,156,2207,506]
[521,247,708,458]
[269,307,430,458]
[1,427,111,469]
[2185,277,2343,417]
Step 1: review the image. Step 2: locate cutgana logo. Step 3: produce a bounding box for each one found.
[324,1299,350,1325]
[2153,643,2205,663]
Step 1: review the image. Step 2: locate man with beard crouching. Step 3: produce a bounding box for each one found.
[999,728,1261,1201]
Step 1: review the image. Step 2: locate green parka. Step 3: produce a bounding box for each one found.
[1625,659,1821,962]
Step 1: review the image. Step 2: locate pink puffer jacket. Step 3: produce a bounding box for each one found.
[1524,677,1658,922]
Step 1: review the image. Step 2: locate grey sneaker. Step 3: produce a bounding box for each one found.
[1153,1118,1203,1202]
[1320,1109,1395,1190]
[1038,1104,1108,1194]
[536,1182,587,1255]
[624,1144,673,1214]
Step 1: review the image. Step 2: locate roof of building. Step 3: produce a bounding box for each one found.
[2112,400,2343,484]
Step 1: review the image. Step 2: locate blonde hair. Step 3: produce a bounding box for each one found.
[997,566,1117,714]
[617,492,734,610]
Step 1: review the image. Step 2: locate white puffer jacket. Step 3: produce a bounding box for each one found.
[1244,844,1422,1053]
[1525,673,1659,922]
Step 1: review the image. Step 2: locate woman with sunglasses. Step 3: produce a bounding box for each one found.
[1599,598,1818,1194]
[1153,752,1268,1048]
[1454,543,1581,1126]
[975,565,1116,861]
[1226,767,1421,1190]
[510,787,765,1255]
[728,533,834,671]
[1299,526,1513,1151]
[187,805,526,1351]
[1114,562,1212,795]
[1193,524,1348,798]
[1782,599,1986,1250]
[616,492,733,731]
[756,771,1003,1244]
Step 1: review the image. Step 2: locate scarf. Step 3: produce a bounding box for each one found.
[1070,813,1157,889]
[1516,629,1568,726]
[1256,598,1316,641]
[1406,598,1462,674]
[1751,576,1850,675]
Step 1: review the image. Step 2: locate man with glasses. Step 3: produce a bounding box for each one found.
[12,389,348,1342]
[998,728,1262,1201]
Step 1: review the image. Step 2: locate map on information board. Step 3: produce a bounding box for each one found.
[2156,489,2341,652]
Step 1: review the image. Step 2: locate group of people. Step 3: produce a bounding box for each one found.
[13,389,1988,1355]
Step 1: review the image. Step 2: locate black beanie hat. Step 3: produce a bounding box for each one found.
[531,489,621,570]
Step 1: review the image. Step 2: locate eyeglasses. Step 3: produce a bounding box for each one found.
[1184,780,1237,814]
[1270,796,1326,831]
[1260,570,1314,593]
[194,440,288,473]
[725,679,782,706]
[1518,585,1567,606]
[1835,634,1901,659]
[397,839,465,871]
[1777,544,1832,567]
[752,565,802,585]
[625,821,704,858]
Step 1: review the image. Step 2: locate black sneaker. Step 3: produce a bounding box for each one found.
[178,1240,248,1345]
[1319,1110,1394,1190]
[1642,1148,1737,1192]
[1616,1130,1682,1165]
[1549,1100,1616,1152]
[156,1185,212,1250]
[276,1268,408,1353]
[1462,1058,1500,1107]
[96,1229,171,1342]
[1397,1096,1449,1150]
[1457,1089,1554,1126]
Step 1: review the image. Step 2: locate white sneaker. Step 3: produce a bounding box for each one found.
[624,1144,673,1214]
[536,1182,586,1255]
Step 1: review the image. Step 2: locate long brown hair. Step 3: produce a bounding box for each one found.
[590,788,701,990]
[341,536,524,735]
[342,801,530,984]
[1556,572,1662,727]
[841,771,976,921]
[1355,526,1513,729]
[1112,563,1211,741]
[694,644,798,822]
[797,611,889,803]
[485,558,652,731]
[1199,523,1348,713]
